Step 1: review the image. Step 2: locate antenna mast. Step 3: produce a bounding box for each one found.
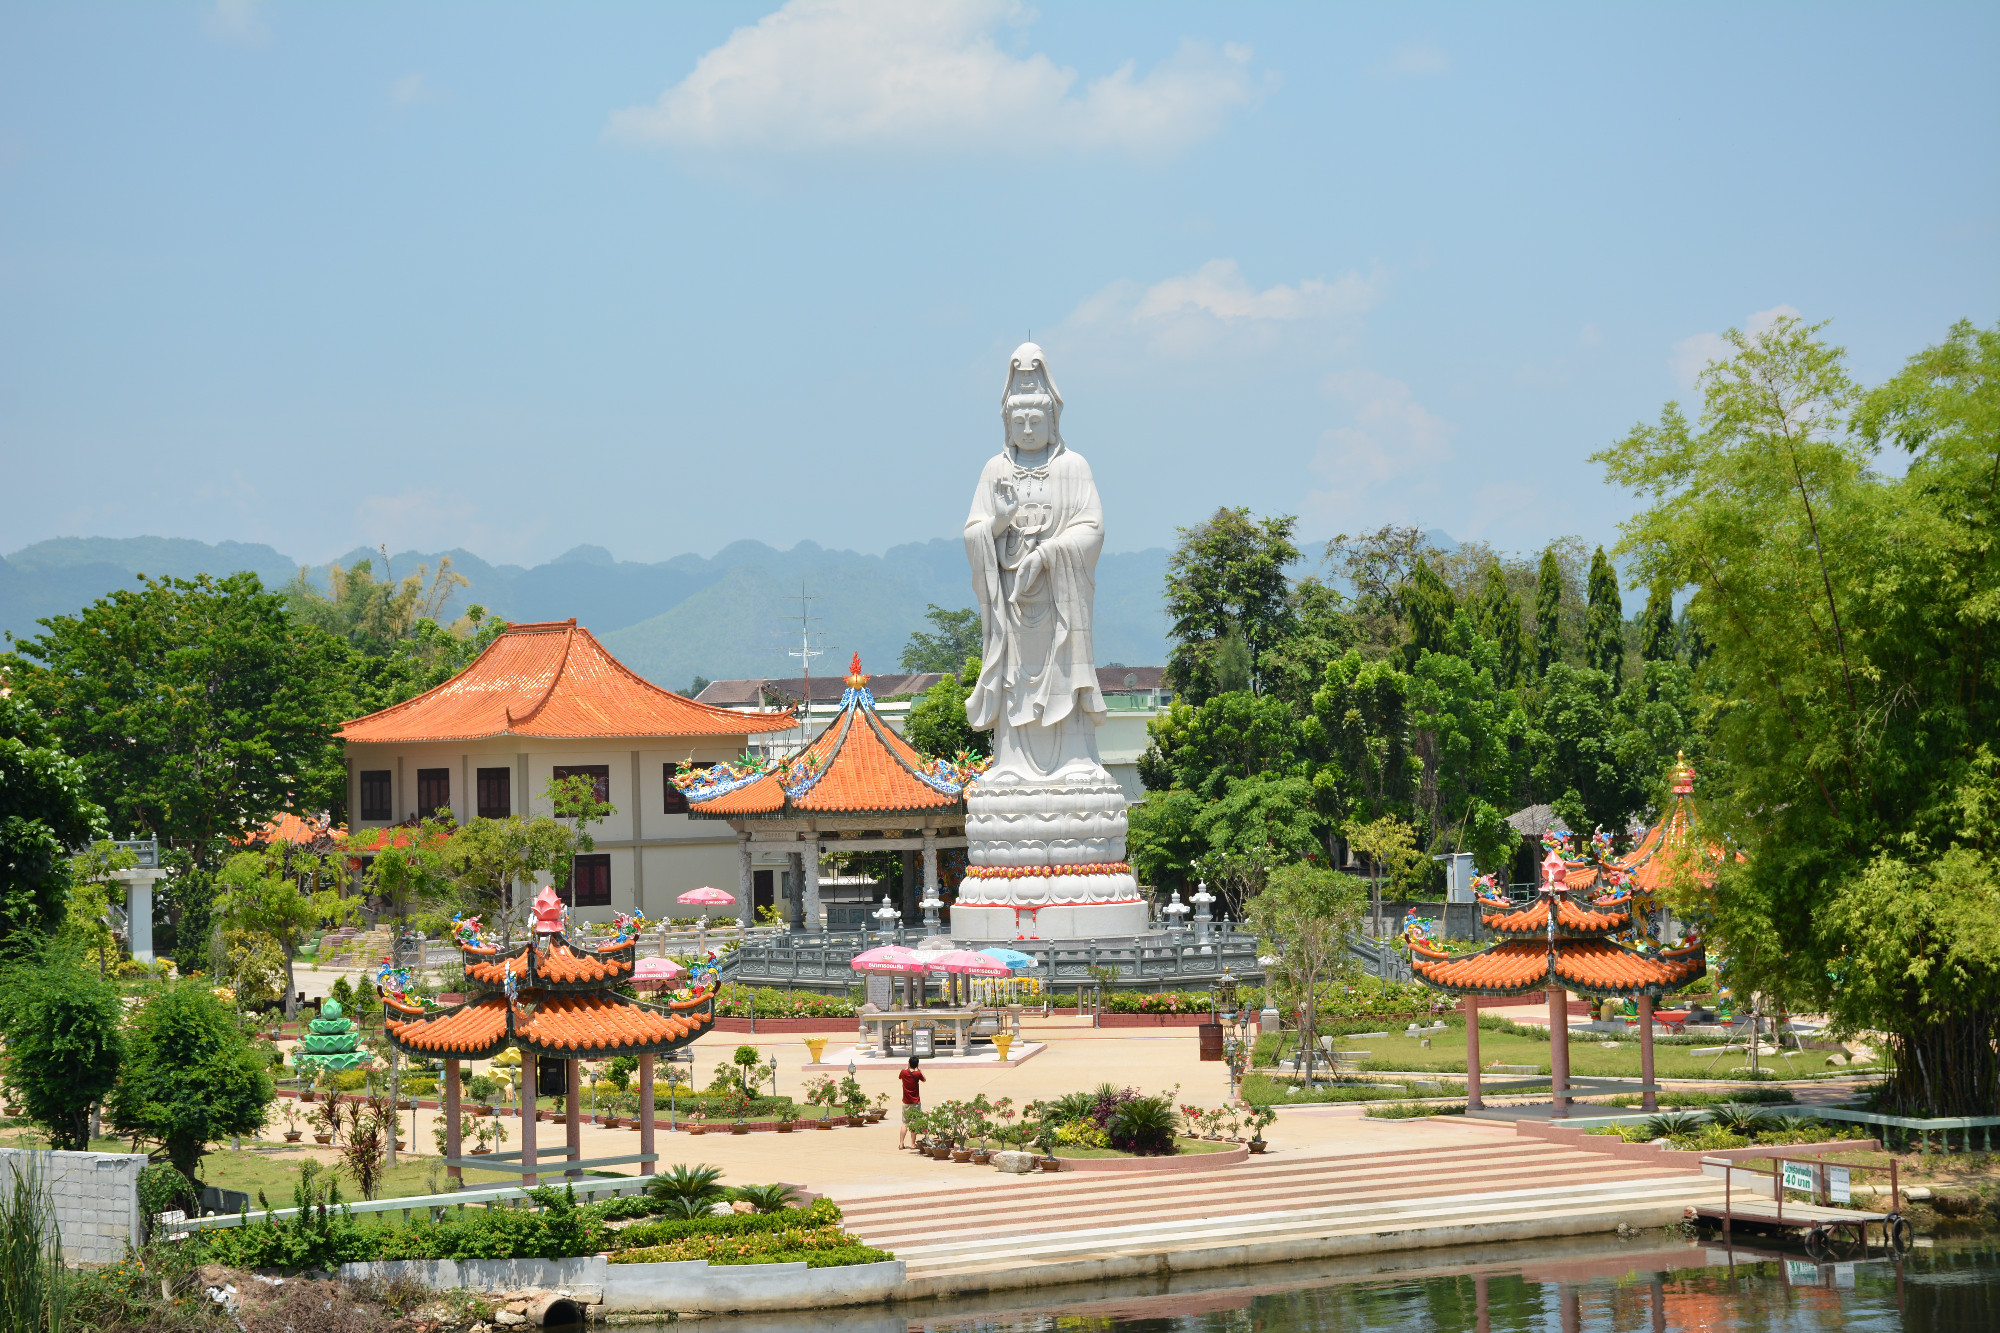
[786,582,828,754]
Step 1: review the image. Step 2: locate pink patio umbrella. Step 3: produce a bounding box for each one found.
[925,948,1012,1009]
[851,944,930,1011]
[632,956,683,994]
[678,886,736,951]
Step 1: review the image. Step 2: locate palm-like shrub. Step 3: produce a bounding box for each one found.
[1107,1096,1179,1156]
[647,1162,726,1213]
[1641,1110,1703,1139]
[731,1183,800,1214]
[1710,1103,1782,1136]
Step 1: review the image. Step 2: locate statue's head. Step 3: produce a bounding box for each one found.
[1002,342,1063,455]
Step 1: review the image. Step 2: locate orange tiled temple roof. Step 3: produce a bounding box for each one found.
[385,992,707,1059]
[383,925,709,1060]
[1481,897,1631,937]
[339,619,794,743]
[1411,938,1705,999]
[689,659,965,818]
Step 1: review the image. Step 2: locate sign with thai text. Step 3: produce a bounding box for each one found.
[1782,1161,1816,1194]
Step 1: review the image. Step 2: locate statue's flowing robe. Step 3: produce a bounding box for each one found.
[963,445,1107,771]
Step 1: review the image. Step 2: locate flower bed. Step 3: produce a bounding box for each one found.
[713,985,858,1020]
[610,1198,887,1268]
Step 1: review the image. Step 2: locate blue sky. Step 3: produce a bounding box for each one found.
[2,1,1994,570]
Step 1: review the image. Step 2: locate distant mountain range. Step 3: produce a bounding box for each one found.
[1,536,1174,690]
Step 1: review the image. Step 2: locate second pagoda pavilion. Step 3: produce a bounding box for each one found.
[383,885,714,1183]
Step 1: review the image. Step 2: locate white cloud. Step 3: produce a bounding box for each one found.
[607,0,1260,156]
[1379,43,1450,76]
[1062,259,1383,359]
[389,73,436,108]
[1305,370,1456,527]
[204,0,267,47]
[1671,303,1802,388]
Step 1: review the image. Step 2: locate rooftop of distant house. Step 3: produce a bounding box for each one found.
[696,665,1169,711]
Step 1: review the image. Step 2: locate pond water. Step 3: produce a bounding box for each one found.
[687,1229,1998,1333]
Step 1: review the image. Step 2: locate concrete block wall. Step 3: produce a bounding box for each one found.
[0,1148,147,1264]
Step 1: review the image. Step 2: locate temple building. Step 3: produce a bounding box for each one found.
[339,619,794,923]
[681,657,982,931]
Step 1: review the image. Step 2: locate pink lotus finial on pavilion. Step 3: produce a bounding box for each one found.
[1541,848,1566,890]
[530,885,565,934]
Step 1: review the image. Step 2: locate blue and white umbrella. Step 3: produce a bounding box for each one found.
[978,947,1037,972]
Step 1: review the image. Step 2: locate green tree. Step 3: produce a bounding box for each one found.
[1140,692,1299,800]
[1244,861,1365,1073]
[0,731,104,955]
[545,773,616,907]
[1596,315,2000,1113]
[1408,632,1530,873]
[1164,507,1301,703]
[3,571,353,873]
[108,981,273,1180]
[898,606,983,674]
[902,657,991,759]
[0,943,125,1150]
[1306,651,1414,827]
[1529,664,1645,839]
[1257,576,1357,715]
[1402,558,1457,668]
[1477,562,1528,687]
[1325,524,1434,660]
[65,839,138,976]
[1638,576,1678,664]
[442,815,572,933]
[1343,814,1427,953]
[1126,788,1207,901]
[360,817,454,927]
[1534,548,1564,678]
[1586,547,1626,685]
[214,847,360,1019]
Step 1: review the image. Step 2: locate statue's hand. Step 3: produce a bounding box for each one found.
[991,477,1019,532]
[1012,547,1046,602]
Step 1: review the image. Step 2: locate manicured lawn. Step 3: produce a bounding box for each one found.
[1258,1020,1878,1081]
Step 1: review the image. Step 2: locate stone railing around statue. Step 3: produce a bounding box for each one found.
[725,929,1265,993]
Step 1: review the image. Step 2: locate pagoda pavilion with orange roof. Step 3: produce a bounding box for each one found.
[680,656,985,932]
[383,884,715,1184]
[1409,784,1710,1115]
[338,618,793,925]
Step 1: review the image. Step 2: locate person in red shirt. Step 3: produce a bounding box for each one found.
[897,1057,925,1150]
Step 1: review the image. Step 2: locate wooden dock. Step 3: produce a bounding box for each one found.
[1693,1156,1912,1255]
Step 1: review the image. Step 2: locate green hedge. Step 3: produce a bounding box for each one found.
[609,1197,840,1251]
[606,1199,885,1267]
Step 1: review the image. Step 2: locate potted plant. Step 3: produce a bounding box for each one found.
[870,1091,889,1123]
[687,1109,707,1137]
[804,1075,836,1127]
[966,1094,996,1163]
[312,1099,339,1146]
[840,1075,868,1126]
[904,1106,931,1151]
[1242,1101,1276,1154]
[722,1087,753,1133]
[279,1102,303,1144]
[470,1119,494,1155]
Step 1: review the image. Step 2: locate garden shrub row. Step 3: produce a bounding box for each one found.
[712,986,861,1019]
[608,1198,843,1251]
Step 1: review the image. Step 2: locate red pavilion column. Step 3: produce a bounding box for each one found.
[1464,996,1483,1111]
[1548,986,1571,1117]
[444,1058,463,1184]
[638,1054,656,1176]
[1638,995,1657,1112]
[520,1053,539,1187]
[566,1058,582,1174]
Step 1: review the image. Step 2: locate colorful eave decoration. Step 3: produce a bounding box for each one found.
[1410,848,1706,1001]
[677,654,991,817]
[384,888,716,1062]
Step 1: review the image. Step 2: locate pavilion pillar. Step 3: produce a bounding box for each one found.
[803,839,822,933]
[566,1058,582,1173]
[1638,994,1657,1113]
[444,1058,463,1184]
[787,851,806,931]
[520,1055,538,1187]
[901,851,917,925]
[737,833,755,931]
[1548,987,1571,1117]
[921,829,939,934]
[1465,996,1483,1111]
[638,1054,656,1176]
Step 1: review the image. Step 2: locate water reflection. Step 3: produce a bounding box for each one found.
[899,1235,1997,1333]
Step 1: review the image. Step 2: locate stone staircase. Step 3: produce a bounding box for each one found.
[833,1138,1725,1292]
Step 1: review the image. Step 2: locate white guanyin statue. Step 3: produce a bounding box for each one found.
[951,343,1148,941]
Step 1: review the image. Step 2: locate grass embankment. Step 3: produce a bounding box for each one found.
[1254,1018,1877,1081]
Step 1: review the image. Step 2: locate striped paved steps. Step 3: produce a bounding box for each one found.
[832,1140,1725,1284]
